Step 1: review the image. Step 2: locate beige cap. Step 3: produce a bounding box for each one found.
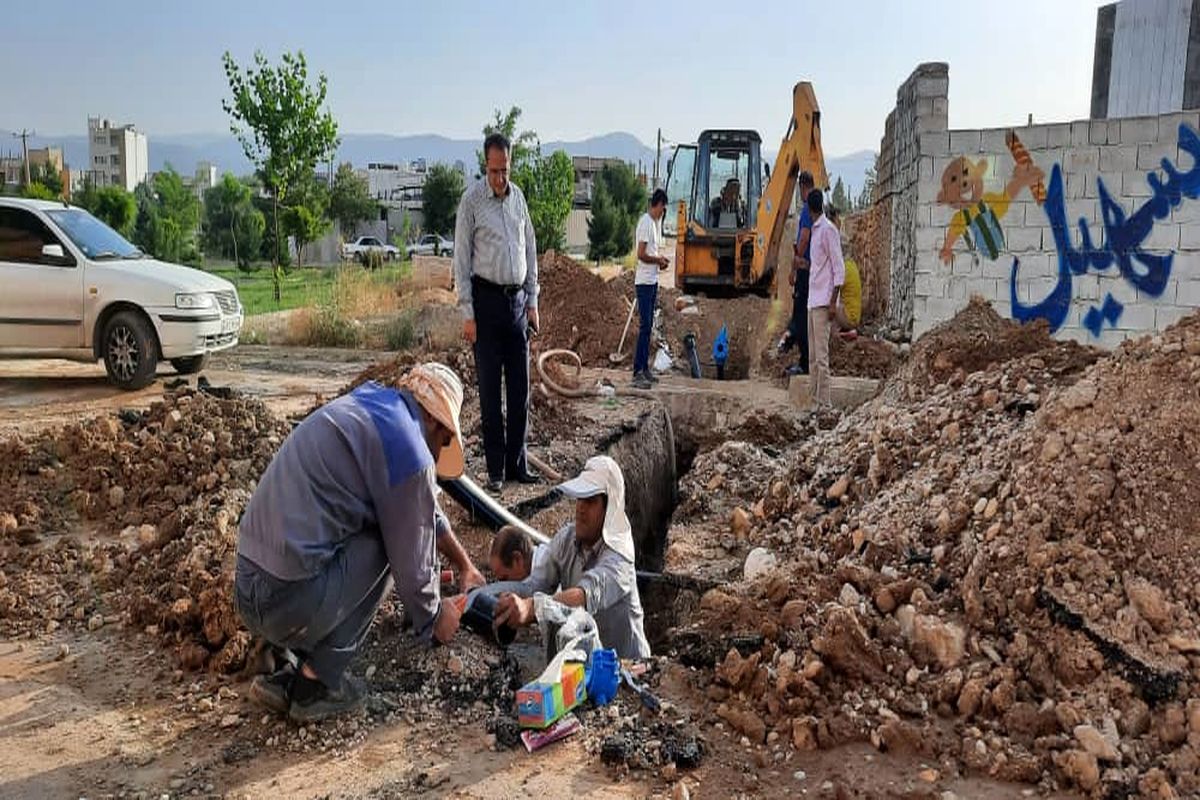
[398,362,465,479]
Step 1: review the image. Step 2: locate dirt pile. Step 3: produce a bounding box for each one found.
[537,251,631,366]
[0,389,289,672]
[656,287,774,380]
[830,335,902,380]
[845,202,891,325]
[671,305,1200,796]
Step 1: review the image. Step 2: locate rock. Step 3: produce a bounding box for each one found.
[671,781,691,800]
[1074,724,1120,763]
[1167,634,1200,654]
[812,607,884,681]
[365,664,377,680]
[716,704,766,743]
[918,768,940,783]
[874,587,897,615]
[957,678,985,718]
[1127,577,1171,631]
[1057,749,1099,792]
[55,643,70,661]
[839,583,861,607]
[744,548,777,581]
[1156,705,1188,746]
[0,512,17,536]
[662,762,677,781]
[87,614,104,631]
[220,714,241,728]
[896,604,916,639]
[731,508,752,540]
[983,498,999,520]
[1040,434,1065,463]
[911,615,965,669]
[791,717,818,751]
[447,655,464,676]
[981,388,1000,408]
[1188,699,1200,735]
[826,476,850,502]
[1060,380,1098,410]
[137,525,158,547]
[780,599,805,630]
[108,486,126,508]
[164,410,183,435]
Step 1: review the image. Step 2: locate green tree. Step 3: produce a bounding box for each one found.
[476,106,538,176]
[204,173,265,269]
[422,163,465,236]
[30,162,63,196]
[133,167,202,263]
[586,181,619,263]
[283,177,331,268]
[329,162,376,238]
[513,149,573,253]
[830,176,849,213]
[222,50,339,300]
[75,184,137,239]
[22,182,58,201]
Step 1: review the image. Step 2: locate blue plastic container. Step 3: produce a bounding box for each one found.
[587,648,620,706]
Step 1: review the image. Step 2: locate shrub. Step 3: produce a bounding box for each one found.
[385,310,419,351]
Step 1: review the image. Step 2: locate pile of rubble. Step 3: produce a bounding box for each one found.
[537,251,631,366]
[674,304,1200,796]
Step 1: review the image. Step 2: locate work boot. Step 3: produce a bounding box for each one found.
[289,674,366,723]
[644,370,661,384]
[485,476,504,495]
[509,467,540,485]
[249,662,296,715]
[632,373,653,390]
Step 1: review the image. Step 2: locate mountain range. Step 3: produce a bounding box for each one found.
[8,129,875,199]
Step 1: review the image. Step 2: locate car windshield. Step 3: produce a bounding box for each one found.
[44,208,143,260]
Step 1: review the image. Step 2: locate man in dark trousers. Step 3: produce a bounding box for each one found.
[454,133,541,494]
[777,171,816,375]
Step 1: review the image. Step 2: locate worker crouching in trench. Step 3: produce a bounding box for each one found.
[233,363,486,722]
[492,456,652,660]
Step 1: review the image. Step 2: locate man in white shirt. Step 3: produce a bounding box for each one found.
[632,189,670,389]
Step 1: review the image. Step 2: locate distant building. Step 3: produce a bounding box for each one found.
[195,161,218,191]
[87,117,149,191]
[571,155,628,208]
[1091,0,1200,118]
[0,146,69,197]
[367,161,428,211]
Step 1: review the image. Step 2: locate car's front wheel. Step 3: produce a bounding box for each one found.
[171,355,208,375]
[102,310,158,390]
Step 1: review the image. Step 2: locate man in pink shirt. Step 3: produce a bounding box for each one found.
[805,190,844,407]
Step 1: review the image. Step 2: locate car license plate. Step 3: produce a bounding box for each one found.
[221,315,241,335]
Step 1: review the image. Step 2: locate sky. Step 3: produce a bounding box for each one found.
[2,0,1106,157]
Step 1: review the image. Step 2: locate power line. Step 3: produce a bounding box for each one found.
[12,129,35,185]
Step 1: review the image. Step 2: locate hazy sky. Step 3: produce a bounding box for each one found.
[3,0,1105,156]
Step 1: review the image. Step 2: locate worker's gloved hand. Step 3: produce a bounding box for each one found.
[460,564,486,592]
[494,592,535,628]
[433,594,465,644]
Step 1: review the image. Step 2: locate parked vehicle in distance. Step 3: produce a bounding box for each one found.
[0,197,243,390]
[406,234,454,258]
[341,236,400,263]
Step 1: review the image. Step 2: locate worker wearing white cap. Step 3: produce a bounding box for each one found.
[495,455,651,659]
[235,363,485,722]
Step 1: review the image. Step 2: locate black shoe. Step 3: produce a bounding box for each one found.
[632,373,653,390]
[510,468,540,485]
[249,662,295,715]
[486,476,504,494]
[289,675,366,723]
[785,365,809,377]
[644,371,661,384]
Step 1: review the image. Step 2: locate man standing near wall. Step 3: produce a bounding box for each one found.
[454,133,541,494]
[778,171,816,376]
[632,189,670,389]
[806,190,844,407]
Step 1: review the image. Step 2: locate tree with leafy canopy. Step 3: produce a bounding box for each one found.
[133,166,202,264]
[423,163,465,237]
[283,176,331,268]
[475,106,538,176]
[74,182,137,239]
[204,173,265,269]
[222,50,339,300]
[587,182,619,263]
[830,176,849,214]
[329,162,376,238]
[29,162,63,196]
[586,162,644,259]
[512,149,573,253]
[22,182,57,201]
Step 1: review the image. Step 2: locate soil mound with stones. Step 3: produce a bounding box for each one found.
[668,307,1200,797]
[537,251,630,366]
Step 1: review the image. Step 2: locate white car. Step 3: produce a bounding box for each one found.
[0,197,243,390]
[406,234,454,258]
[342,235,400,263]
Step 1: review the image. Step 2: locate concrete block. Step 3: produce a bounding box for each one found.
[1065,148,1099,173]
[917,76,950,99]
[788,375,880,410]
[982,258,1015,280]
[1155,112,1200,143]
[980,128,1009,154]
[917,176,942,206]
[1098,145,1139,173]
[1092,172,1122,200]
[1023,202,1051,227]
[1122,172,1154,198]
[947,278,974,301]
[919,156,934,180]
[951,255,981,277]
[1144,223,1180,251]
[1115,303,1156,331]
[1074,274,1102,301]
[1089,120,1110,145]
[1006,227,1044,252]
[915,273,944,298]
[1070,121,1090,147]
[949,130,982,154]
[1092,326,1129,350]
[1172,201,1200,224]
[1065,199,1099,225]
[921,131,950,157]
[929,203,955,227]
[1120,117,1160,145]
[1014,125,1049,152]
[1181,224,1200,249]
[916,96,935,117]
[1066,172,1089,201]
[915,226,942,253]
[1099,275,1142,306]
[1046,124,1072,149]
[1055,326,1094,345]
[1155,305,1194,331]
[932,96,949,120]
[1176,280,1200,306]
[1137,141,1179,172]
[917,115,946,136]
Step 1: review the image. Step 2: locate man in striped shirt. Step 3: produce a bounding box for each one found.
[454,133,541,494]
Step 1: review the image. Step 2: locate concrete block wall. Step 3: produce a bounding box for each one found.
[875,63,949,336]
[911,106,1200,346]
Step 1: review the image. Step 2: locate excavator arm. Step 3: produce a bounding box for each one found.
[752,82,828,283]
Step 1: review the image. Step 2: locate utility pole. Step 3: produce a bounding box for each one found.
[13,129,34,186]
[654,127,662,189]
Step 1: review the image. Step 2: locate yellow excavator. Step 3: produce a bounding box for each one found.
[666,82,828,294]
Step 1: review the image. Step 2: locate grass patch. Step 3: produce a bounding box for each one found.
[384,310,419,351]
[207,263,408,317]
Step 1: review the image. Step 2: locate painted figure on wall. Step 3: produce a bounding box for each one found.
[937,132,1046,264]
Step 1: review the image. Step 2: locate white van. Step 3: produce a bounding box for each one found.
[0,197,243,390]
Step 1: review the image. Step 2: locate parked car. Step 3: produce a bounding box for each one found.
[406,234,454,258]
[0,197,243,390]
[342,236,400,263]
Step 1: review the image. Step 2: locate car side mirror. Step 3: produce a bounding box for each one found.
[42,243,65,259]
